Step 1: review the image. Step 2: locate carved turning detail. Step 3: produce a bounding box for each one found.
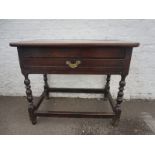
[43,74,49,99]
[104,74,111,98]
[24,74,37,124]
[116,75,126,109]
[112,75,126,126]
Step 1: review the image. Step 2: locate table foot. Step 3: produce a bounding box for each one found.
[28,105,37,125]
[43,74,50,99]
[31,118,37,125]
[111,117,120,126]
[104,74,111,99]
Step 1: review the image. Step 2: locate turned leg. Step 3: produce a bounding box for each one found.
[43,74,49,99]
[24,74,37,125]
[112,74,126,126]
[104,74,111,99]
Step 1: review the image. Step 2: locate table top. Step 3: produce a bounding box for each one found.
[10,39,139,47]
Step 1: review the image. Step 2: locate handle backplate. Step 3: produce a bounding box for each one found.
[66,60,81,69]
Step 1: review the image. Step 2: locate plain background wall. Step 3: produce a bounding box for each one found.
[0,19,155,99]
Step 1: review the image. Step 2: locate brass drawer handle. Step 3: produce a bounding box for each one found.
[66,60,81,69]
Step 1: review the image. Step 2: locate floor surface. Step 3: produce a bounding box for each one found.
[0,96,155,135]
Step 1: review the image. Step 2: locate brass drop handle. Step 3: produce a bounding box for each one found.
[66,60,81,69]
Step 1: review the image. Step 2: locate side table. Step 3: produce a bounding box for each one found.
[10,40,139,126]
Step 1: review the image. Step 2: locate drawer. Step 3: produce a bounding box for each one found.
[23,57,124,68]
[18,46,127,75]
[21,57,124,74]
[20,47,125,59]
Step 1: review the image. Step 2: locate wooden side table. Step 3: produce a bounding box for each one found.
[10,40,139,126]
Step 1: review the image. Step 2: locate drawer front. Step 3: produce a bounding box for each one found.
[21,57,124,74]
[23,57,124,68]
[21,47,125,59]
[18,47,129,75]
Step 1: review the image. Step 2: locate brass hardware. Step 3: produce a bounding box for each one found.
[66,60,81,69]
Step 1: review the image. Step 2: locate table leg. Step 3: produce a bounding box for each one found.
[104,74,111,99]
[112,74,126,126]
[24,74,37,125]
[43,74,49,99]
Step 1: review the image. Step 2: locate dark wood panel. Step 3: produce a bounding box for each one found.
[17,47,132,75]
[35,111,115,118]
[20,47,125,59]
[48,88,106,93]
[23,57,124,68]
[22,66,123,74]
